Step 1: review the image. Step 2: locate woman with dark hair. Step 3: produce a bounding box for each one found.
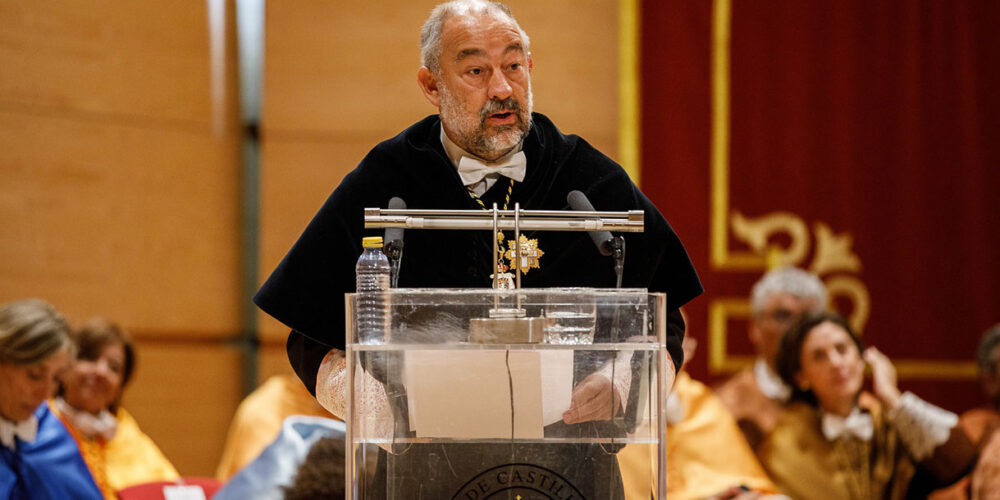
[761,312,975,499]
[0,299,102,500]
[53,317,178,499]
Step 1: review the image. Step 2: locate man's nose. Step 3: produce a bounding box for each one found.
[488,70,513,100]
[829,350,849,368]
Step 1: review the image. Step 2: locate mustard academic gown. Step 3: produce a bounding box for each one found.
[619,372,777,500]
[54,405,179,499]
[761,399,914,500]
[216,374,335,480]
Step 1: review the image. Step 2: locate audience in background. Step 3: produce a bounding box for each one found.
[932,323,1000,499]
[715,267,828,455]
[762,312,975,498]
[620,334,780,499]
[0,299,102,500]
[52,318,178,499]
[964,324,1000,446]
[214,415,344,500]
[283,434,347,500]
[968,324,1000,498]
[216,373,335,480]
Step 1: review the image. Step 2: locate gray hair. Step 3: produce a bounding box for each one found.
[0,299,74,365]
[420,0,530,74]
[977,324,1000,378]
[750,267,828,317]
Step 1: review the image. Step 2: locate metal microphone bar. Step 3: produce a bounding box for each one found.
[365,209,644,232]
[373,208,644,220]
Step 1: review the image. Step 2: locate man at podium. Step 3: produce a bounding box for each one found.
[255,1,702,497]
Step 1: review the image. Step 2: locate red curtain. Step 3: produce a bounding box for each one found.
[641,0,1000,411]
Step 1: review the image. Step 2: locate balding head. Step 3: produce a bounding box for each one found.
[420,0,530,75]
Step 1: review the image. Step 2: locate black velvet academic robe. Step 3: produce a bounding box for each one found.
[254,112,702,499]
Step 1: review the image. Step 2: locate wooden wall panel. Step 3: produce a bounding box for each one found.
[505,0,620,159]
[257,137,379,340]
[121,341,243,477]
[0,0,217,126]
[263,1,433,136]
[1,0,242,476]
[257,340,297,384]
[0,111,242,335]
[0,0,624,479]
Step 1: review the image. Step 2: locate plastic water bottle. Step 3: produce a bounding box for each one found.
[355,236,391,344]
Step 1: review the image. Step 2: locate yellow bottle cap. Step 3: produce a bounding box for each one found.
[362,236,384,248]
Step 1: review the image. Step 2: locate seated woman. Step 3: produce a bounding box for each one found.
[52,318,179,499]
[0,299,102,500]
[761,312,975,499]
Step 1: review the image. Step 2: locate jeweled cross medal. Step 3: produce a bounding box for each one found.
[503,234,544,273]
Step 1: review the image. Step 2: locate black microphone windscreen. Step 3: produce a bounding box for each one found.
[566,190,613,256]
[385,197,406,247]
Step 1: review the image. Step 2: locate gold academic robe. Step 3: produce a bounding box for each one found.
[215,374,335,480]
[619,372,777,499]
[761,399,915,500]
[55,405,179,500]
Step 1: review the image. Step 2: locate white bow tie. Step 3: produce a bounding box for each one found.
[457,151,527,186]
[822,408,873,441]
[0,416,38,449]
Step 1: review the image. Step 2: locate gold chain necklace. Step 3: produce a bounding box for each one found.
[467,177,515,272]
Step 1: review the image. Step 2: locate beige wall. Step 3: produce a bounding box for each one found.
[0,0,621,477]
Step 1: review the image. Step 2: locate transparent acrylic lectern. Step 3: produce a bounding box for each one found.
[345,288,668,499]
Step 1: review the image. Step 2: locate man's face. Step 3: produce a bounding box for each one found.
[795,321,865,415]
[751,292,818,367]
[421,13,533,161]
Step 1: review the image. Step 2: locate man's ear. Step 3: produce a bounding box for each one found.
[417,66,441,107]
[528,53,533,72]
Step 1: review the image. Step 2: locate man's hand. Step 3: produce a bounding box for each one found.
[315,348,345,416]
[562,373,621,424]
[864,346,901,410]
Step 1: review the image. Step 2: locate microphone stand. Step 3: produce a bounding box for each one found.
[610,235,625,289]
[384,242,403,289]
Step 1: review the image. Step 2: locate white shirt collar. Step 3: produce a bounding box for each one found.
[754,358,791,402]
[0,414,38,449]
[53,397,118,441]
[821,406,874,441]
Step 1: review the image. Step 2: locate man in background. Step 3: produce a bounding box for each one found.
[715,267,827,454]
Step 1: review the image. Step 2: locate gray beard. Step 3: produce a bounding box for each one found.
[439,84,533,161]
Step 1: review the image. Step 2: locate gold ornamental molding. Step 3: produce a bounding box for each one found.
[707,0,975,379]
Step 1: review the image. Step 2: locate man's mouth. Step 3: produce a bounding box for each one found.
[486,111,516,124]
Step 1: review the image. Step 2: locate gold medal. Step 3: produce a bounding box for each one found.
[490,272,516,289]
[504,234,544,273]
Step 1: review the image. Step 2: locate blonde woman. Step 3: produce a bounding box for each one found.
[0,299,102,500]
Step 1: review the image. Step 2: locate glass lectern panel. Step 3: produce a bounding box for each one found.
[345,288,667,499]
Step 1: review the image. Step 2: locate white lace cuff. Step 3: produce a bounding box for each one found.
[316,350,395,449]
[888,391,958,461]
